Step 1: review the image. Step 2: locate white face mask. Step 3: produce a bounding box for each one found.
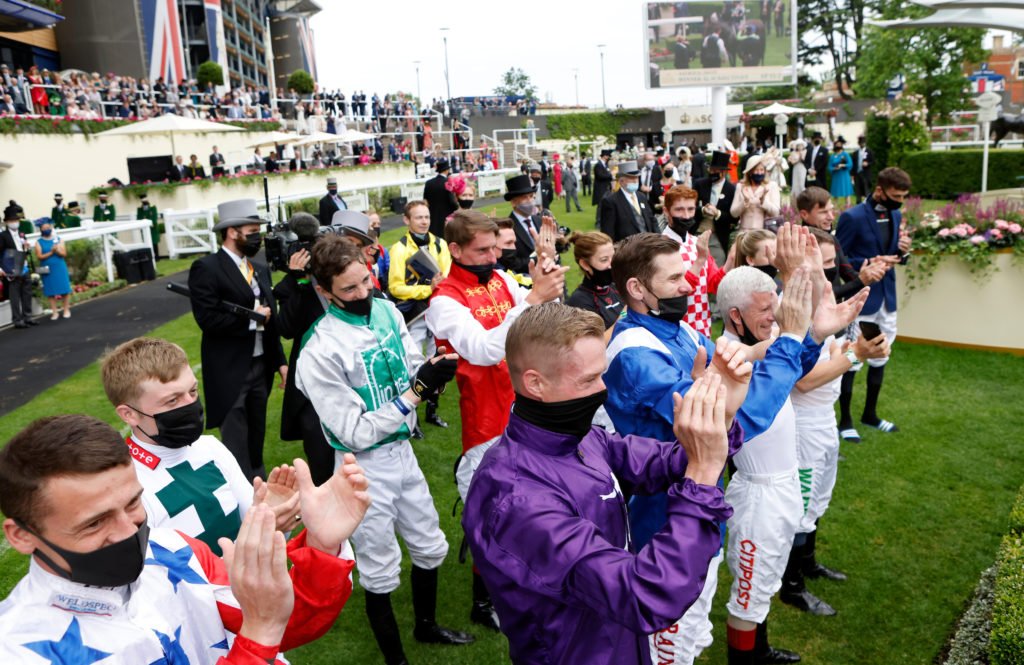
[7,222,19,231]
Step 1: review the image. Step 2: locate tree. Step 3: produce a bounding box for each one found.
[287,70,315,95]
[494,68,536,101]
[798,0,875,100]
[196,61,224,89]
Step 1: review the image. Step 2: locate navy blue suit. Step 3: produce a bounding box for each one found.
[835,199,902,315]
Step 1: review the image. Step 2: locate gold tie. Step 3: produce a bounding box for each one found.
[240,259,254,286]
[629,193,641,214]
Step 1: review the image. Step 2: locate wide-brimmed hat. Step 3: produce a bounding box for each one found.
[33,217,53,228]
[834,135,847,145]
[504,174,536,201]
[743,154,765,174]
[617,160,640,178]
[332,209,374,245]
[708,150,731,170]
[213,198,264,231]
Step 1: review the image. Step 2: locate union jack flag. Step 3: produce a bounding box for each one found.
[140,0,186,83]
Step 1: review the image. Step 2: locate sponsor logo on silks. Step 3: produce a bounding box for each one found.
[126,438,161,470]
[48,592,117,616]
[652,621,681,664]
[799,467,813,513]
[735,539,758,610]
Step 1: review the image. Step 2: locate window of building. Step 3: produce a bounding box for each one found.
[1017,60,1024,79]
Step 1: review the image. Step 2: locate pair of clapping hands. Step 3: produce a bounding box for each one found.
[526,216,570,305]
[225,455,370,648]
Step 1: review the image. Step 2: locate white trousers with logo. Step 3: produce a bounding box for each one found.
[796,419,840,533]
[648,549,723,665]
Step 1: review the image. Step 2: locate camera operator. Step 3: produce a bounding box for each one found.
[188,198,287,482]
[272,212,335,486]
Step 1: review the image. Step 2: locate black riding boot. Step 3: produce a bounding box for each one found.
[410,566,475,645]
[779,539,836,616]
[802,525,848,581]
[754,618,801,664]
[470,571,500,631]
[364,590,409,665]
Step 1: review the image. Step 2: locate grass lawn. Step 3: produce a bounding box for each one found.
[0,194,1020,664]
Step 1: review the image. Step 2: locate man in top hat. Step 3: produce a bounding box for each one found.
[50,194,65,229]
[188,199,287,481]
[93,192,116,222]
[423,158,458,238]
[592,148,614,207]
[503,174,553,276]
[59,202,83,229]
[804,131,829,190]
[693,150,739,265]
[1,204,36,328]
[135,193,160,257]
[598,160,657,243]
[318,177,348,226]
[528,162,554,211]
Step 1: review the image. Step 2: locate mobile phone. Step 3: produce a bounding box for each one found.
[859,321,882,341]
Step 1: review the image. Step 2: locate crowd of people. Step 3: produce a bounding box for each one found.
[0,128,919,665]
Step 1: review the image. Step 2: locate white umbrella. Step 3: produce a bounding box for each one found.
[246,131,302,149]
[336,128,376,143]
[97,114,243,157]
[292,131,345,147]
[747,102,816,116]
[868,7,1024,31]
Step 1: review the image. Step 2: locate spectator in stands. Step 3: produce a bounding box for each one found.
[170,155,187,182]
[1,94,18,115]
[27,66,47,115]
[186,154,207,180]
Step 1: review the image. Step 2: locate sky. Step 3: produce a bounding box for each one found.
[309,0,719,109]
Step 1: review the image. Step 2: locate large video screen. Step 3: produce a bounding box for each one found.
[644,1,798,88]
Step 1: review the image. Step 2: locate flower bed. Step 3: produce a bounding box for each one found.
[902,194,1024,289]
[0,116,280,137]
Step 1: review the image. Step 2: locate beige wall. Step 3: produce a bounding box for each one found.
[0,130,413,216]
[896,251,1024,353]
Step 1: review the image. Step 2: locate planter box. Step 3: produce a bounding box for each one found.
[896,250,1024,354]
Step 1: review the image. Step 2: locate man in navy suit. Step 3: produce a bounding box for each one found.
[834,167,913,441]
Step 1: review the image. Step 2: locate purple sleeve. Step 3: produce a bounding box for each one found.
[601,424,744,495]
[486,479,732,634]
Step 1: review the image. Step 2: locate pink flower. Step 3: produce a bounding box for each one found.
[970,235,985,245]
[1010,223,1022,234]
[938,228,950,238]
[990,229,1003,240]
[996,219,1009,230]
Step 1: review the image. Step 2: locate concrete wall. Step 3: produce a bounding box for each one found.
[896,251,1023,353]
[0,129,413,216]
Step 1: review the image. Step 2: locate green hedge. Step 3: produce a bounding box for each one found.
[991,487,1024,665]
[546,109,649,140]
[901,150,1024,200]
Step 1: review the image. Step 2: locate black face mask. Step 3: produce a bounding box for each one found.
[498,248,517,269]
[513,389,608,440]
[587,266,614,288]
[750,173,766,184]
[410,231,430,247]
[21,521,150,588]
[877,192,903,211]
[454,260,495,285]
[644,283,688,324]
[131,399,205,449]
[238,231,262,257]
[734,312,762,346]
[711,170,724,181]
[752,264,778,279]
[458,199,474,209]
[333,293,373,317]
[670,215,698,237]
[824,266,839,283]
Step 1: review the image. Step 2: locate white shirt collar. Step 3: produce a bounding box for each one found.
[221,244,245,266]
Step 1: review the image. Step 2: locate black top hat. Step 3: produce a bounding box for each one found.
[3,206,19,222]
[600,149,613,157]
[708,150,731,170]
[504,174,536,201]
[811,131,823,140]
[435,159,450,172]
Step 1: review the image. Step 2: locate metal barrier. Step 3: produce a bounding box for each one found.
[25,219,154,283]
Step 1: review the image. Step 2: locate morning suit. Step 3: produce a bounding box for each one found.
[591,159,613,206]
[693,175,738,253]
[851,146,873,203]
[598,189,657,242]
[423,173,457,238]
[318,192,348,226]
[804,143,829,189]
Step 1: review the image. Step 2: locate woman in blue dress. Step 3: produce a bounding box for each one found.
[828,135,854,206]
[32,218,72,320]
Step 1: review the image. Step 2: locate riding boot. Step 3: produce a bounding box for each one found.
[802,526,848,581]
[779,540,836,616]
[470,571,501,631]
[425,397,448,428]
[754,618,801,664]
[410,566,475,645]
[364,590,409,665]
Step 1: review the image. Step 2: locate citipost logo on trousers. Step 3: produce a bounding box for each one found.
[734,539,758,610]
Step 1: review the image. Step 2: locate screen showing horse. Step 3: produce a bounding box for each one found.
[644,1,798,88]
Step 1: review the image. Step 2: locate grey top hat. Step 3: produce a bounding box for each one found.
[617,160,640,177]
[327,177,338,186]
[213,198,264,231]
[528,162,542,172]
[331,209,374,245]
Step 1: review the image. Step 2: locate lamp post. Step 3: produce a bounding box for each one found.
[441,27,451,100]
[573,68,579,106]
[413,60,422,102]
[597,44,607,108]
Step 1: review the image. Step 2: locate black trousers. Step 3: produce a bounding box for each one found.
[220,355,268,481]
[3,276,33,324]
[855,170,872,203]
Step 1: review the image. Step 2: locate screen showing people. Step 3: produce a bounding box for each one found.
[645,0,797,88]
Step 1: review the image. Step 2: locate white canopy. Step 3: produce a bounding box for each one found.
[747,102,816,116]
[336,128,376,143]
[291,131,345,147]
[97,114,243,156]
[868,6,1024,31]
[246,131,303,149]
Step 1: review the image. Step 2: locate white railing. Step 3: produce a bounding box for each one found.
[932,139,1023,150]
[163,209,217,260]
[929,124,980,143]
[25,219,154,283]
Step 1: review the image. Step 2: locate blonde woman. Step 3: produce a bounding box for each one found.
[730,155,781,230]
